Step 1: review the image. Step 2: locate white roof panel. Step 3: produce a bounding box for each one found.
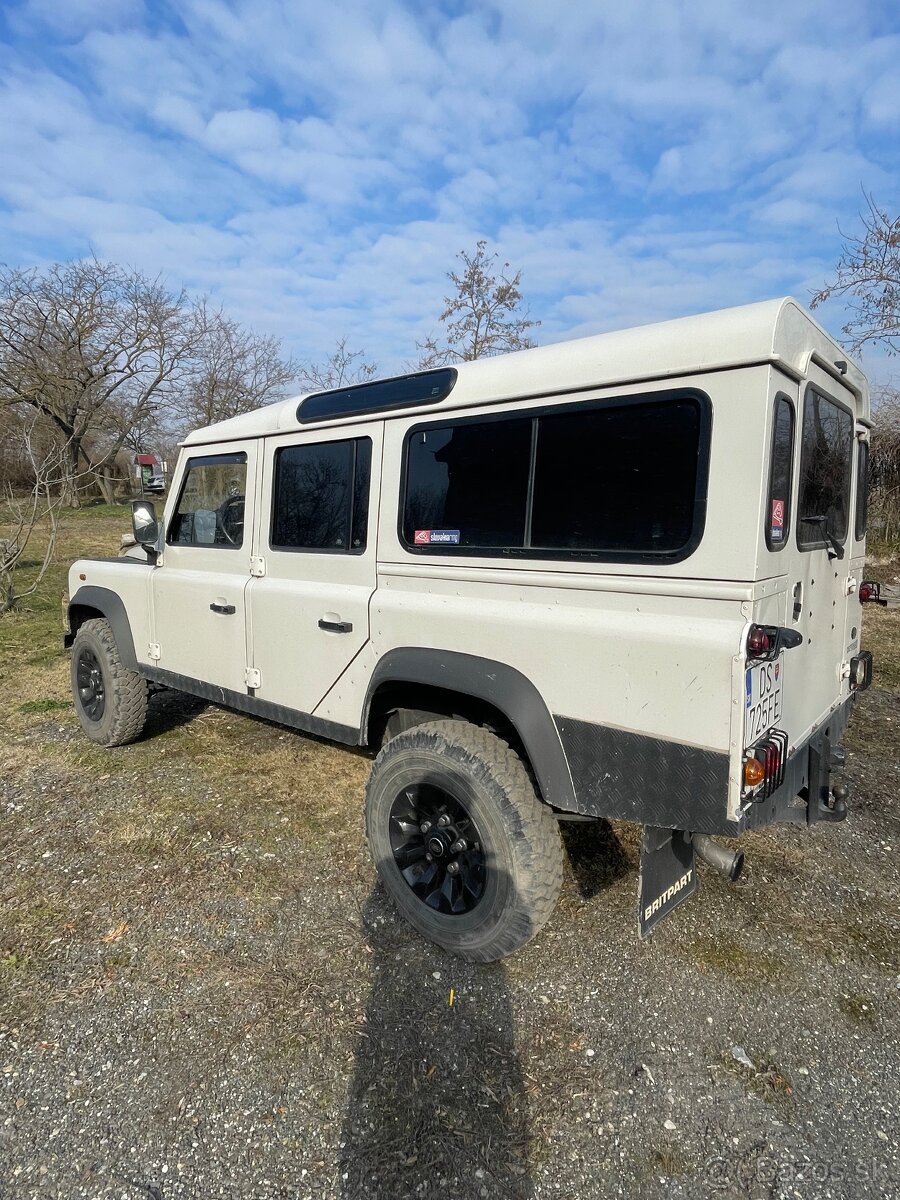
[182,297,867,447]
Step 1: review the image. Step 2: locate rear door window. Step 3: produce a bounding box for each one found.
[797,388,853,550]
[271,437,372,553]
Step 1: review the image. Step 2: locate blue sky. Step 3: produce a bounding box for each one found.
[1,0,898,382]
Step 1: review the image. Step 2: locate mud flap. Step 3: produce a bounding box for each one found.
[638,827,697,938]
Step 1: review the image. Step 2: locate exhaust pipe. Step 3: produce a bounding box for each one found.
[692,834,744,882]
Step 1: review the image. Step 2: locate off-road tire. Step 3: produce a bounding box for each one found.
[70,617,148,747]
[365,720,564,961]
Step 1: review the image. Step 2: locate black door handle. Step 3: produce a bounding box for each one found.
[318,618,353,633]
[210,602,236,615]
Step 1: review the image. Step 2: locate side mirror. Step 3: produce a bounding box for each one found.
[132,500,160,549]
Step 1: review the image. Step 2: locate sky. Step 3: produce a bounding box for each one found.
[0,0,898,384]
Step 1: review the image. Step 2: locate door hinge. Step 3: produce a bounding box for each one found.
[244,667,261,689]
[250,556,266,577]
[148,643,161,661]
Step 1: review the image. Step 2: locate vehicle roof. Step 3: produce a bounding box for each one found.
[182,297,868,447]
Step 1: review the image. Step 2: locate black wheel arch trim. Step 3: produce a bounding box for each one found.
[65,586,139,672]
[362,648,578,812]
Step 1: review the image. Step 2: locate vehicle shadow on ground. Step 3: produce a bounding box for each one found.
[339,888,533,1200]
[560,817,631,899]
[140,688,210,738]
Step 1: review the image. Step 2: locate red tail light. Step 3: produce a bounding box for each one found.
[859,581,885,605]
[747,624,776,660]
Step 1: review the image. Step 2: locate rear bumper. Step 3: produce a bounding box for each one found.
[555,692,857,836]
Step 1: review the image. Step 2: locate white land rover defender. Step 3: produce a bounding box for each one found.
[64,298,880,961]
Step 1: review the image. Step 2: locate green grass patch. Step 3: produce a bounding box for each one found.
[685,934,794,986]
[838,991,877,1025]
[18,698,72,714]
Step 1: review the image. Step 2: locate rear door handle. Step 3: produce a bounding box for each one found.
[318,618,353,633]
[210,602,236,615]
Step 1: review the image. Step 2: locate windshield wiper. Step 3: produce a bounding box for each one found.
[802,515,844,560]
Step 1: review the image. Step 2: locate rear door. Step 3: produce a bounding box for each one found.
[248,424,382,716]
[750,371,859,751]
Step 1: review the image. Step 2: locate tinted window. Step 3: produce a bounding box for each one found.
[403,419,532,549]
[299,368,457,423]
[402,391,708,560]
[272,438,371,552]
[797,389,853,548]
[531,399,701,554]
[855,440,869,541]
[766,398,794,551]
[168,453,247,548]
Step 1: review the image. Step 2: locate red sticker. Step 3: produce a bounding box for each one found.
[414,530,431,544]
[771,499,785,528]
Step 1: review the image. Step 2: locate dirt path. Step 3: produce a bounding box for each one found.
[1,673,898,1199]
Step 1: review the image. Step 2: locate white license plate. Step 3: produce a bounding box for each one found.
[745,654,784,746]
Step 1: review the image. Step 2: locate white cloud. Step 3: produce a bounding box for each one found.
[0,0,896,383]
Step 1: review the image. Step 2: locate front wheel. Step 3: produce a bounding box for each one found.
[364,721,564,961]
[70,617,148,747]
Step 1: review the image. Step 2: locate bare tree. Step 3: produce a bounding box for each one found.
[0,259,201,505]
[416,240,539,367]
[0,416,68,611]
[297,336,377,391]
[811,193,900,355]
[177,301,296,432]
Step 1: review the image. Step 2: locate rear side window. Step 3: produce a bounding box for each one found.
[766,397,794,551]
[271,438,371,552]
[531,399,701,555]
[403,419,532,549]
[168,452,247,548]
[797,388,853,549]
[855,440,869,541]
[402,391,709,561]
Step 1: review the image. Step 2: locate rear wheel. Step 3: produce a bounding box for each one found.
[365,720,564,961]
[71,617,148,747]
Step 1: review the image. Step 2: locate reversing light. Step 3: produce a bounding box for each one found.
[743,758,766,788]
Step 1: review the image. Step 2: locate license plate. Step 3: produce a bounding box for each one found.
[745,654,784,746]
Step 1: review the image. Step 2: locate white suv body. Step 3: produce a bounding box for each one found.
[65,298,875,957]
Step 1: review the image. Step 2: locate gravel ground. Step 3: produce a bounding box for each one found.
[1,677,899,1200]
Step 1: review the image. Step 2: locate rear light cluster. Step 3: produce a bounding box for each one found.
[747,625,777,659]
[743,728,788,798]
[859,580,887,606]
[746,624,803,662]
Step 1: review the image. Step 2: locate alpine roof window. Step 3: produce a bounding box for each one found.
[298,369,457,423]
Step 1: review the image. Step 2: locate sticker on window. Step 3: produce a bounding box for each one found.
[414,529,460,545]
[770,498,785,542]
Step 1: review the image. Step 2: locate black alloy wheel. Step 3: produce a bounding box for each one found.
[76,646,106,722]
[365,720,564,961]
[389,782,486,915]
